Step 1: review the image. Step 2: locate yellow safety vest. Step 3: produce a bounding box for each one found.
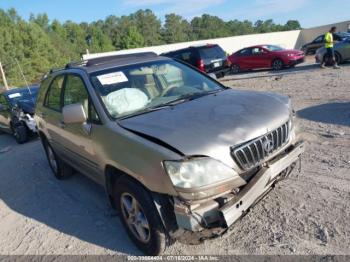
[325,32,333,48]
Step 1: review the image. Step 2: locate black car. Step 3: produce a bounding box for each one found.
[161,44,230,78]
[0,86,39,143]
[301,32,350,55]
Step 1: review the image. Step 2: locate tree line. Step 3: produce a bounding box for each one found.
[0,8,301,87]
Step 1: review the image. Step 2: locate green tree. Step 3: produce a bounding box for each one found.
[162,13,191,43]
[120,26,145,49]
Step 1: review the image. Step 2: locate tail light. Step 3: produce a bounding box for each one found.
[197,59,205,72]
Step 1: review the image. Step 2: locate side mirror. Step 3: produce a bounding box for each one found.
[208,73,217,80]
[62,103,87,124]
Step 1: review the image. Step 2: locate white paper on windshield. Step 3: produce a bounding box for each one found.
[8,93,22,99]
[97,72,128,85]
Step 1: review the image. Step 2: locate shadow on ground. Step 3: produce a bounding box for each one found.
[0,136,141,255]
[297,102,350,127]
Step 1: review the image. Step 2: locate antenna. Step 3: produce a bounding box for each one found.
[14,58,34,104]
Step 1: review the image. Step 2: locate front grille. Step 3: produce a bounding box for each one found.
[231,121,290,170]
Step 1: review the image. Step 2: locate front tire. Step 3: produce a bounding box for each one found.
[230,64,240,74]
[13,125,28,144]
[272,59,284,70]
[114,178,167,255]
[43,140,73,179]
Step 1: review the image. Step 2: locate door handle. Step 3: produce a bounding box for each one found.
[58,121,66,129]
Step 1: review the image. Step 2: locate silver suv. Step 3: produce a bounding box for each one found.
[35,52,305,255]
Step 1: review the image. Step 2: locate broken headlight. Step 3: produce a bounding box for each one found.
[164,156,242,187]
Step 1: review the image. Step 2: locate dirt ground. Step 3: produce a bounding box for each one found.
[0,61,349,256]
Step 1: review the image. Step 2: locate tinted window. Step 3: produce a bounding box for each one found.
[198,45,226,59]
[313,36,324,43]
[238,48,252,56]
[45,75,65,111]
[175,51,193,63]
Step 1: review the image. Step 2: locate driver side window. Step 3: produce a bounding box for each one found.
[0,95,9,109]
[63,74,101,124]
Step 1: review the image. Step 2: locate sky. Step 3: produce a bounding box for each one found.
[0,0,349,28]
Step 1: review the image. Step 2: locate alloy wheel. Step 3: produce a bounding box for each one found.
[273,60,283,70]
[120,193,151,243]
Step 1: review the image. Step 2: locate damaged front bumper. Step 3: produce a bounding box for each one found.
[172,141,305,243]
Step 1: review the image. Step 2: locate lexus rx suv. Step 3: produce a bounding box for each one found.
[35,52,304,255]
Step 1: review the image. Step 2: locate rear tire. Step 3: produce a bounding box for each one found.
[272,59,284,70]
[43,140,74,179]
[114,178,167,255]
[13,125,28,144]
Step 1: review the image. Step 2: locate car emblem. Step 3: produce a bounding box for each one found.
[263,138,274,153]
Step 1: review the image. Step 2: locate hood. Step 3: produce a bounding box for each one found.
[119,89,290,167]
[17,99,35,115]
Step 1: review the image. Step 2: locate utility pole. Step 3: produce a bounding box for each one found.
[0,61,9,90]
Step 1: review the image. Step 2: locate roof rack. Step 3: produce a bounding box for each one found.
[85,52,158,67]
[65,60,87,69]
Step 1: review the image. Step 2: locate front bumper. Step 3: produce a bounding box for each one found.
[287,57,305,66]
[173,141,305,241]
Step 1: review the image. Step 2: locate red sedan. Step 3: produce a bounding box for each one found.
[228,45,305,73]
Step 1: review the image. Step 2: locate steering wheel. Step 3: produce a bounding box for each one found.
[161,84,181,97]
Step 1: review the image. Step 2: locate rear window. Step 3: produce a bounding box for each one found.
[198,45,226,59]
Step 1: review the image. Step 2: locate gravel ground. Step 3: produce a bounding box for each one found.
[0,61,349,256]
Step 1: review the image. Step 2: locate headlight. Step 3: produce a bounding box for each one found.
[164,157,239,189]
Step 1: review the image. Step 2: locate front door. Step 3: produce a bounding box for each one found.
[58,74,100,179]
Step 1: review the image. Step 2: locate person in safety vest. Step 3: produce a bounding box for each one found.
[321,26,340,69]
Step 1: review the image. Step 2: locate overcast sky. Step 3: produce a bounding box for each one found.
[0,0,349,27]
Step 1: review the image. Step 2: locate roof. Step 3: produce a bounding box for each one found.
[59,52,172,74]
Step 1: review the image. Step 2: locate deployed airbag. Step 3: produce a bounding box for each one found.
[105,88,149,116]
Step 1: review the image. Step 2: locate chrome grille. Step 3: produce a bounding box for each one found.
[231,121,290,170]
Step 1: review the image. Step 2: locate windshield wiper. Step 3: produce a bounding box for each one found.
[160,89,223,107]
[118,89,223,120]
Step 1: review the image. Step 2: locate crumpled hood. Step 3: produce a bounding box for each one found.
[17,99,35,115]
[119,89,291,167]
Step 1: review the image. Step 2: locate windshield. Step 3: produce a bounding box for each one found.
[263,45,284,51]
[198,45,226,59]
[6,87,38,106]
[90,60,223,119]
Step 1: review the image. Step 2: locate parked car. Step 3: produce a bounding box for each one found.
[315,37,350,65]
[161,44,230,78]
[35,52,304,255]
[0,85,39,143]
[301,32,350,55]
[228,45,305,73]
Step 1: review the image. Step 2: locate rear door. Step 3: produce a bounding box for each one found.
[41,74,66,155]
[0,94,11,132]
[235,48,253,69]
[197,45,228,73]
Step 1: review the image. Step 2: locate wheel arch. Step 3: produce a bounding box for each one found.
[104,165,177,236]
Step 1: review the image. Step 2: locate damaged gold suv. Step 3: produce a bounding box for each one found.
[35,52,305,255]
